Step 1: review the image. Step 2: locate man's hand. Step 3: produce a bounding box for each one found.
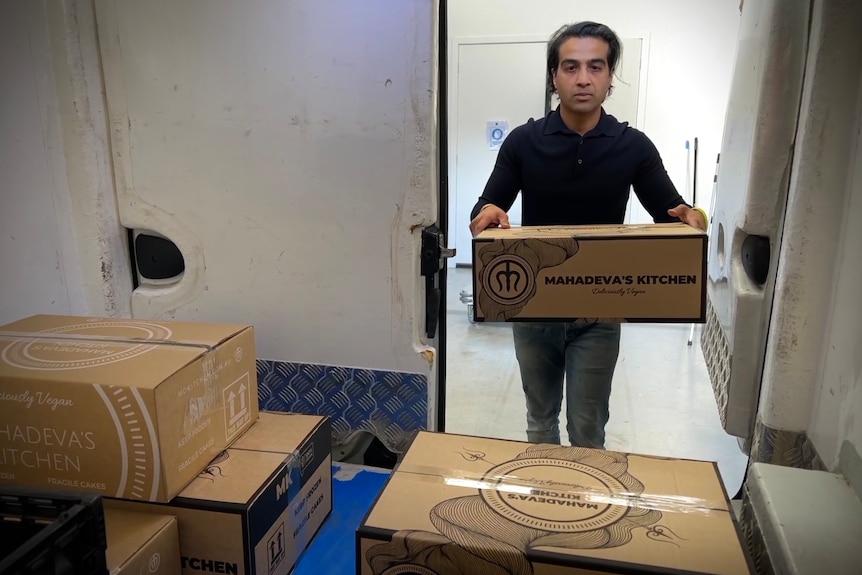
[469,204,510,237]
[668,204,707,231]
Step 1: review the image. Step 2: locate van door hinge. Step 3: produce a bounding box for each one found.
[420,225,455,339]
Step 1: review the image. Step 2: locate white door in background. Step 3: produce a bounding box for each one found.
[451,38,644,266]
[452,40,545,267]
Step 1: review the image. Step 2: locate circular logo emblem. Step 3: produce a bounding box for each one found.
[1,321,173,370]
[381,567,438,575]
[148,553,161,573]
[482,255,534,306]
[478,457,629,532]
[234,346,243,362]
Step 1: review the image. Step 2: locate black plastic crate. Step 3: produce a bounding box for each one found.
[0,486,108,575]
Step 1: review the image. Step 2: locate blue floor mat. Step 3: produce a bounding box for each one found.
[294,463,390,575]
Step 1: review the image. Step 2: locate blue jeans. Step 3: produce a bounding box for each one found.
[512,322,621,448]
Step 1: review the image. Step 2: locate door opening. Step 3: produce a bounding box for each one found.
[439,7,749,499]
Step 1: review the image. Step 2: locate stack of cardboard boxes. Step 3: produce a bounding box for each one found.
[0,314,332,575]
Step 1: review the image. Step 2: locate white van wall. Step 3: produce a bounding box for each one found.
[0,0,133,325]
[748,0,862,472]
[809,68,862,470]
[447,0,740,243]
[1,1,82,323]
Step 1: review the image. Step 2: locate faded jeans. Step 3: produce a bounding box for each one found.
[512,321,622,448]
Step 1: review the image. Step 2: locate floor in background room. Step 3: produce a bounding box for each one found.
[443,267,749,496]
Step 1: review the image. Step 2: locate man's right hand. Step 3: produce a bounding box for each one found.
[469,204,510,237]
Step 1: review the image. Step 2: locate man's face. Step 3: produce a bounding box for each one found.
[552,37,613,115]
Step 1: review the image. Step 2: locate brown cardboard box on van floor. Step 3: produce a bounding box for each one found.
[472,223,707,322]
[357,431,754,575]
[107,411,333,575]
[0,314,259,502]
[105,508,181,575]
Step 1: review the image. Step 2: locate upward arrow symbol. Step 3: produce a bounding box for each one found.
[228,391,236,419]
[239,382,247,411]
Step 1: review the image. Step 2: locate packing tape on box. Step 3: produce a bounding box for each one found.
[0,330,218,351]
[364,464,727,575]
[0,330,226,440]
[398,463,730,516]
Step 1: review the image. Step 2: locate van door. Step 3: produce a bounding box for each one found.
[92,0,444,456]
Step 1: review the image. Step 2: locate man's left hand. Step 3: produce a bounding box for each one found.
[668,204,707,231]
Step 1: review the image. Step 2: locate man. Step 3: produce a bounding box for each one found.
[469,21,707,449]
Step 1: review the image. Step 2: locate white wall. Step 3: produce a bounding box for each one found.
[0,0,135,326]
[0,1,81,324]
[448,0,740,242]
[809,67,862,470]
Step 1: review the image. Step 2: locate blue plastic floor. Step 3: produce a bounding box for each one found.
[294,463,390,575]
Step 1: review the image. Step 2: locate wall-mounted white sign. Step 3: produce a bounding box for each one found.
[486,120,508,150]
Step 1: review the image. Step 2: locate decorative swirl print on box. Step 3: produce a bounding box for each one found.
[476,237,580,322]
[367,445,694,575]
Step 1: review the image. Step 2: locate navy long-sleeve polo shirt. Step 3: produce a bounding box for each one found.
[469,107,687,226]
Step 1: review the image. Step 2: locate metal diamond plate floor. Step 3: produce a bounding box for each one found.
[257,360,427,453]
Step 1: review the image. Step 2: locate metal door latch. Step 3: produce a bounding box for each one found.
[420,225,455,339]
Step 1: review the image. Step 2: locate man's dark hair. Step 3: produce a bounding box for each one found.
[546,21,622,95]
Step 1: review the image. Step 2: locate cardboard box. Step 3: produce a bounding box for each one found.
[0,314,259,502]
[472,223,707,322]
[105,508,181,575]
[107,411,332,575]
[357,431,754,575]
